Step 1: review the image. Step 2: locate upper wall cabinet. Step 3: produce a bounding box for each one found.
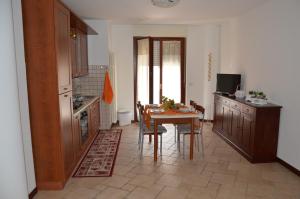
[55,2,72,94]
[70,13,97,78]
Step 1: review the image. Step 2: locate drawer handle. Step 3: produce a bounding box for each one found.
[64,94,68,97]
[64,88,68,90]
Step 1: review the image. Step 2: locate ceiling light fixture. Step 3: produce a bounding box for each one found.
[151,0,180,8]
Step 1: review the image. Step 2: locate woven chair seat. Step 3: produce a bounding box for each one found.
[142,124,167,134]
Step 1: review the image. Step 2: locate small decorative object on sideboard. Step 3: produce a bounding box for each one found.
[235,90,246,99]
[246,90,268,105]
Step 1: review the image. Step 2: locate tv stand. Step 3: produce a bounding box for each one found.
[213,93,282,163]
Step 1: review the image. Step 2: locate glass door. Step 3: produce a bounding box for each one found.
[136,38,150,105]
[162,40,181,103]
[134,37,185,120]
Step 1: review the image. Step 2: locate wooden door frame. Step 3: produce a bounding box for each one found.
[133,37,186,121]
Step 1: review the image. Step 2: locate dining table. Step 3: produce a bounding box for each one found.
[146,106,199,161]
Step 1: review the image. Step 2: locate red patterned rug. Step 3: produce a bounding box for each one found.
[73,129,122,177]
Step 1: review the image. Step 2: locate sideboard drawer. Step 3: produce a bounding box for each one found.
[223,99,231,106]
[242,105,255,115]
[231,101,241,111]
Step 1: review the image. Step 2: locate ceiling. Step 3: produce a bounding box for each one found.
[62,0,269,24]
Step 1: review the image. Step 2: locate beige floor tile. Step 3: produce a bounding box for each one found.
[103,175,131,188]
[64,187,98,199]
[156,187,189,199]
[128,174,158,187]
[126,185,163,199]
[35,123,300,199]
[210,173,236,185]
[156,174,183,187]
[182,173,210,187]
[34,190,68,199]
[121,183,136,191]
[246,182,275,197]
[95,187,128,199]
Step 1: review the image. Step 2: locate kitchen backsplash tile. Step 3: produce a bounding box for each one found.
[73,65,112,129]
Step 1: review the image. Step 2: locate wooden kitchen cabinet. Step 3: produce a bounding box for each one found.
[230,107,241,146]
[23,0,97,190]
[80,31,89,76]
[72,115,81,160]
[70,15,90,78]
[70,30,78,78]
[72,98,100,162]
[59,92,74,177]
[55,1,72,94]
[240,112,255,155]
[89,99,100,136]
[213,93,281,163]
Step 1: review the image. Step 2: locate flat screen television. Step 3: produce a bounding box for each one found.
[216,74,241,95]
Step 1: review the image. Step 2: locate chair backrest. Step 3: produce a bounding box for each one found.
[194,104,205,115]
[137,103,145,128]
[190,100,195,107]
[194,104,205,131]
[136,101,141,119]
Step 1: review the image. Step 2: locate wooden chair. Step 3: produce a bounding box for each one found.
[174,100,197,143]
[177,104,205,159]
[137,104,167,158]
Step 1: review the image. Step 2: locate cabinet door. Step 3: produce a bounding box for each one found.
[90,100,100,136]
[241,113,255,155]
[231,108,241,146]
[213,101,223,132]
[222,105,231,138]
[70,29,78,78]
[94,100,100,134]
[59,91,74,177]
[80,32,89,76]
[75,32,82,76]
[72,115,81,160]
[55,1,72,94]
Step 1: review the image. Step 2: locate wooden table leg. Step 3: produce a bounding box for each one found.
[154,119,158,161]
[190,118,194,160]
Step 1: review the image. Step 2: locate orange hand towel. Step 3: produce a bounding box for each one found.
[102,71,114,104]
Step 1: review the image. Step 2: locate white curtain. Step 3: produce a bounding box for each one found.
[137,39,149,105]
[162,41,181,103]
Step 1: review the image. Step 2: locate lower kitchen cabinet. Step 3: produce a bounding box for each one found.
[72,114,81,160]
[72,98,100,161]
[213,93,281,163]
[89,98,100,136]
[59,92,74,178]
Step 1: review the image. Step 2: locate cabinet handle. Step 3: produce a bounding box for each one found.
[64,94,68,97]
[64,88,68,90]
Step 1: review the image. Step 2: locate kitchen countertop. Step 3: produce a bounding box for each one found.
[73,96,99,116]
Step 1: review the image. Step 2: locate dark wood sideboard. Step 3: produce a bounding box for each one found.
[213,93,282,163]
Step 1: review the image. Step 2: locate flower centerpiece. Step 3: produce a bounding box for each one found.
[246,90,268,105]
[161,96,180,111]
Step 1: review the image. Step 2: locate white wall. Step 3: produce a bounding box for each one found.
[111,25,135,117]
[85,20,110,66]
[111,24,221,120]
[221,0,300,170]
[12,0,36,193]
[186,26,205,106]
[202,25,221,120]
[0,0,29,198]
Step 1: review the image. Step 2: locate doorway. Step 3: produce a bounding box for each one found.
[133,37,186,120]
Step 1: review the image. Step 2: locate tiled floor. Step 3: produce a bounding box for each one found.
[35,123,300,199]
